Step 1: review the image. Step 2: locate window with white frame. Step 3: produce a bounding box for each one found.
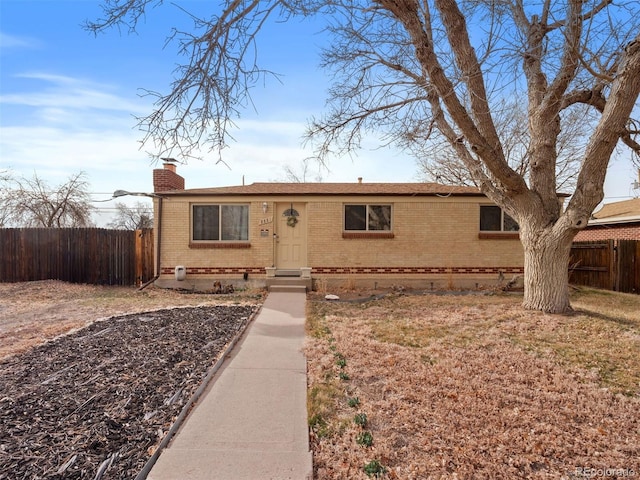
[344,204,392,231]
[479,205,519,232]
[192,204,249,241]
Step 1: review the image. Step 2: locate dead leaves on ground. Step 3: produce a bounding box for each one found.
[306,291,640,479]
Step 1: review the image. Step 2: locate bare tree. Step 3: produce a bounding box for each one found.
[88,1,640,312]
[107,201,154,230]
[280,158,325,183]
[0,170,13,227]
[0,172,94,228]
[416,101,592,192]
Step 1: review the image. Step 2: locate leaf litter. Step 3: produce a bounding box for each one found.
[306,290,640,479]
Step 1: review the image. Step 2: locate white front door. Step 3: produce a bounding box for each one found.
[276,202,307,269]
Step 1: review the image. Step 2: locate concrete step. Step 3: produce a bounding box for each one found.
[274,269,302,277]
[269,284,308,293]
[266,276,311,292]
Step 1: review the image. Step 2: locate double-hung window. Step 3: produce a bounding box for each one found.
[480,205,519,232]
[192,204,249,241]
[344,204,392,231]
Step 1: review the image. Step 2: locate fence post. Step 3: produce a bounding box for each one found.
[135,230,143,287]
[609,239,616,292]
[616,240,640,294]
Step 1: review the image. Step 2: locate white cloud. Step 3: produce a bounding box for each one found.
[0,72,154,196]
[179,130,419,188]
[0,31,40,50]
[1,73,146,114]
[0,67,420,223]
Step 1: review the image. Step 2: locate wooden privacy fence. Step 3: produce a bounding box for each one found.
[0,228,154,286]
[570,240,640,294]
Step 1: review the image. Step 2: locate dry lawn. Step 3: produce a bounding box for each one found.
[306,289,640,479]
[0,280,264,360]
[2,281,638,478]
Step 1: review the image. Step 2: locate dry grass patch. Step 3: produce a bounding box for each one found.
[305,290,640,479]
[0,280,264,359]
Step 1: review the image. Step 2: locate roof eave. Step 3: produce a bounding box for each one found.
[157,190,487,197]
[587,215,640,226]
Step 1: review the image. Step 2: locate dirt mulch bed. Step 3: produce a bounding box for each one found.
[0,304,258,480]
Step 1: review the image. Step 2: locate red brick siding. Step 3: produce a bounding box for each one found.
[161,266,524,275]
[161,267,265,275]
[574,224,640,241]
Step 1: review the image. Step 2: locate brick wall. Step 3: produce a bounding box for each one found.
[153,168,185,192]
[155,194,525,289]
[159,198,272,273]
[306,199,523,270]
[574,224,640,241]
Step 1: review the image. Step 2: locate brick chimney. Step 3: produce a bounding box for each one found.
[153,160,185,192]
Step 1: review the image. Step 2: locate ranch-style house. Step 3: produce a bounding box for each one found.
[150,162,525,291]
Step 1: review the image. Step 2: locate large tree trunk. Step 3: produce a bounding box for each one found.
[520,225,575,314]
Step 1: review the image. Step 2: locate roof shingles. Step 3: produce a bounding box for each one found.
[159,182,484,197]
[593,198,640,220]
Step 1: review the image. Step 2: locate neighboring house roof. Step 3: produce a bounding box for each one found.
[159,182,485,197]
[589,198,640,226]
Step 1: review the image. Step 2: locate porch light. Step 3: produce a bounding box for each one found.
[262,202,268,214]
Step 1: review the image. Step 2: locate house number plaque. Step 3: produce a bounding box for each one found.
[259,216,273,225]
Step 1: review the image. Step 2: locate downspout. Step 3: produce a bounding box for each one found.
[139,196,162,290]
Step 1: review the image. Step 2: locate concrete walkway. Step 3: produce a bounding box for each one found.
[148,288,312,480]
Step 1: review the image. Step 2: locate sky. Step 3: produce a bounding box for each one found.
[1,1,639,227]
